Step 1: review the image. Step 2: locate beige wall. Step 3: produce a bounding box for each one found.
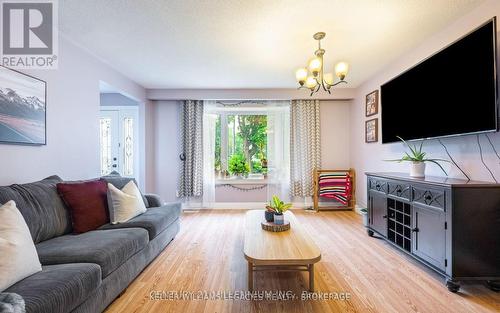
[0,36,147,186]
[320,101,351,169]
[150,100,351,203]
[151,101,182,202]
[350,0,500,207]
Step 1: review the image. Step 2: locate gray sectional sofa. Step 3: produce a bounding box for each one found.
[0,175,181,313]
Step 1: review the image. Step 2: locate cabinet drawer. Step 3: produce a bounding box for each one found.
[368,178,388,193]
[412,187,445,210]
[387,182,411,200]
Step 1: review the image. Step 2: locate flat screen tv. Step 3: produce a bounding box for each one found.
[381,18,498,144]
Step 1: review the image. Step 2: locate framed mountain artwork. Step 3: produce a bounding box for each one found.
[0,66,46,145]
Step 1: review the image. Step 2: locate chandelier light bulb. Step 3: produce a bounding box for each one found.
[305,76,317,89]
[295,68,308,84]
[324,73,334,85]
[308,57,322,76]
[335,62,349,80]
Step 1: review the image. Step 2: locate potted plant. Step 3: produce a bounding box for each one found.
[258,142,268,169]
[387,136,449,177]
[264,206,275,222]
[228,154,249,178]
[359,208,368,227]
[268,195,292,225]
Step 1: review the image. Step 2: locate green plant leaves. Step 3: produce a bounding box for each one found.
[386,136,450,176]
[228,154,250,175]
[424,159,448,175]
[269,195,292,214]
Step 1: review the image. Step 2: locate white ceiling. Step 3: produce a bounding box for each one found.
[60,0,485,89]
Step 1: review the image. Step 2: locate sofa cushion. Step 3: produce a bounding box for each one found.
[36,228,149,277]
[57,180,109,234]
[99,202,181,240]
[144,193,163,208]
[0,201,42,292]
[101,171,148,207]
[0,175,71,243]
[4,263,101,313]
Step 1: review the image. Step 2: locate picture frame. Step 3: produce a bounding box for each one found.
[0,65,46,145]
[365,90,379,117]
[365,118,378,143]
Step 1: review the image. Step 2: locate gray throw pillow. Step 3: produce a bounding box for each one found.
[0,293,26,313]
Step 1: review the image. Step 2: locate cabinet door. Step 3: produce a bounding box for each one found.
[369,191,387,237]
[412,204,446,271]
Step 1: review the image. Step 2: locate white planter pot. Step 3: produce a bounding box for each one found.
[362,213,369,227]
[410,162,426,177]
[274,214,284,225]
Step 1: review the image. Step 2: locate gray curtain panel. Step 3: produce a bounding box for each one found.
[178,100,204,197]
[290,99,321,197]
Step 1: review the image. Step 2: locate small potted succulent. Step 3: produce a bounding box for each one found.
[268,195,292,225]
[264,206,275,222]
[387,136,449,177]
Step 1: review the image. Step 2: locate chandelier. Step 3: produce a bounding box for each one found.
[295,32,349,96]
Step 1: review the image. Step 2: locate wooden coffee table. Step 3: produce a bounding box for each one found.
[243,210,321,291]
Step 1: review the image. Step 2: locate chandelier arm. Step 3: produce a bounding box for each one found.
[321,81,329,92]
[330,80,348,87]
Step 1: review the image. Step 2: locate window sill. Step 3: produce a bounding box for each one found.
[216,177,268,185]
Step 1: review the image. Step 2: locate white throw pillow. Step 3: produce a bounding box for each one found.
[107,181,147,224]
[0,201,42,292]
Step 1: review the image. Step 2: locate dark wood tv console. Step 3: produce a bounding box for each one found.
[365,172,500,292]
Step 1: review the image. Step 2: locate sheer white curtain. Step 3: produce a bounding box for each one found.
[202,100,217,208]
[266,101,291,202]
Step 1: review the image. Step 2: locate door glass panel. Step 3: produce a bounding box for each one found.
[123,117,134,176]
[99,117,112,175]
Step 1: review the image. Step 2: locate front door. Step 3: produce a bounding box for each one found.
[99,108,138,178]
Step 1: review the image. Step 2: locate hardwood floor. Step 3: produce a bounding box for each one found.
[105,209,499,313]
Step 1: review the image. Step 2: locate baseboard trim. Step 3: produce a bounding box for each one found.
[181,201,362,210]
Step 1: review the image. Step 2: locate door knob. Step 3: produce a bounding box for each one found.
[383,215,388,219]
[412,227,419,232]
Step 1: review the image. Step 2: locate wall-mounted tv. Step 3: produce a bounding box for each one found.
[381,18,498,144]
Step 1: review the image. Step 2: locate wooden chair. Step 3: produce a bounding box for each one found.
[313,168,356,211]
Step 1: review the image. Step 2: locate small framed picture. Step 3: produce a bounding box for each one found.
[365,90,379,117]
[365,118,378,143]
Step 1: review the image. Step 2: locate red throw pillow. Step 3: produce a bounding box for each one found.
[57,180,109,233]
